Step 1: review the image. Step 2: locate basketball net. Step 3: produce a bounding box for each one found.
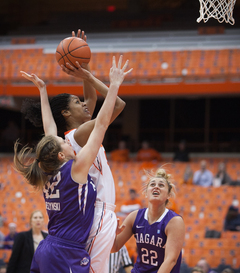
[197,0,236,25]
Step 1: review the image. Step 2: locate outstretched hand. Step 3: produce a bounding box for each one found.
[20,71,46,90]
[109,55,133,86]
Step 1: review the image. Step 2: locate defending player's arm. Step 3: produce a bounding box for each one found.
[157,216,185,273]
[72,56,131,183]
[20,71,57,137]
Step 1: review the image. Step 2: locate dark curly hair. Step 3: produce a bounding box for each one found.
[21,93,71,134]
[21,98,42,127]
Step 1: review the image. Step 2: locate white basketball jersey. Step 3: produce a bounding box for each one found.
[65,129,115,204]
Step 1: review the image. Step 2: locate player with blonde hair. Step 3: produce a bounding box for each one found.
[112,167,185,273]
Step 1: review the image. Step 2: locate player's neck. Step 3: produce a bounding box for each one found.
[147,203,166,225]
[67,120,82,130]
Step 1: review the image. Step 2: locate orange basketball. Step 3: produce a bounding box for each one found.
[55,37,91,68]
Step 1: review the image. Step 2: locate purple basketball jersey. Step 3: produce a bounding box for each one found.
[132,208,182,273]
[43,160,97,244]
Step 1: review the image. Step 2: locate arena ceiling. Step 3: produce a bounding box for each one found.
[0,0,239,35]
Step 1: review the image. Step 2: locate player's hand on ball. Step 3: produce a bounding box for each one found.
[20,71,46,90]
[72,29,87,42]
[109,55,133,86]
[61,62,91,80]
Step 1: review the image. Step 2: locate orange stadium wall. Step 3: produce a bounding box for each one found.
[1,81,240,97]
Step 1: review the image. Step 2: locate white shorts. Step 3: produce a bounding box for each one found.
[86,201,117,273]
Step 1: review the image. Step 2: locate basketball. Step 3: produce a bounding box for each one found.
[55,37,91,68]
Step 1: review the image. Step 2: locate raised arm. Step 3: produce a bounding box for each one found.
[60,29,97,116]
[86,70,126,121]
[75,29,97,115]
[63,62,126,122]
[82,63,97,115]
[71,56,132,183]
[20,71,57,136]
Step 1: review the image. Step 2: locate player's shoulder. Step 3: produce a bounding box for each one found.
[129,208,147,223]
[125,209,139,225]
[167,214,184,228]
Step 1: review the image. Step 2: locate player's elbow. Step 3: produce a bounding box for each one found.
[120,100,126,109]
[115,100,126,113]
[168,257,178,269]
[120,100,126,111]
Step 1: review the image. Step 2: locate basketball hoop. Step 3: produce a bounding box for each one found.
[197,0,236,25]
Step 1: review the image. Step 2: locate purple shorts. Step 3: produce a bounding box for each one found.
[31,235,90,273]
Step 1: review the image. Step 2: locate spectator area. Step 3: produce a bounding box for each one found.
[1,157,240,269]
[0,49,239,83]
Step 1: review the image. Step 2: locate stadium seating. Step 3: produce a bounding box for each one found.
[0,48,239,83]
[1,157,240,267]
